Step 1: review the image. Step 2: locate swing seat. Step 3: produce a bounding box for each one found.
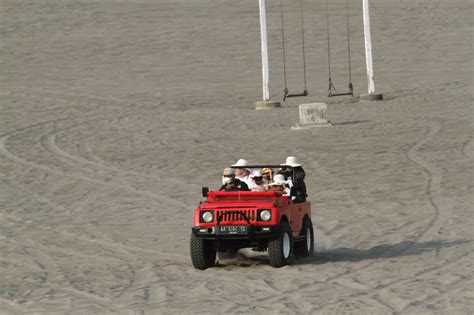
[329,91,353,97]
[328,83,354,98]
[284,89,308,101]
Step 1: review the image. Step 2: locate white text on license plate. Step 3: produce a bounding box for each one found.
[220,226,247,234]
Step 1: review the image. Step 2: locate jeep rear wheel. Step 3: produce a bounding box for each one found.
[268,221,294,267]
[295,217,314,258]
[190,234,216,270]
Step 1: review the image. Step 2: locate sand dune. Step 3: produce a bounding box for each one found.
[0,0,472,314]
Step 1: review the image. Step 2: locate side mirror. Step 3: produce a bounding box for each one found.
[202,187,209,198]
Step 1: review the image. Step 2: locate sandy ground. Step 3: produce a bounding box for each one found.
[1,0,473,314]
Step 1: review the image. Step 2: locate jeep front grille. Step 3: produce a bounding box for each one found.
[217,210,256,224]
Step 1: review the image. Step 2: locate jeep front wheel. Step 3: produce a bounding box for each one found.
[268,221,294,267]
[190,234,216,270]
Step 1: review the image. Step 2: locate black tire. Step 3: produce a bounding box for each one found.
[190,234,216,270]
[295,217,314,258]
[268,221,294,267]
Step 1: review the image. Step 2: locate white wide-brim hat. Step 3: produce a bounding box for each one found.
[250,170,263,178]
[231,158,249,168]
[281,156,301,167]
[269,174,288,186]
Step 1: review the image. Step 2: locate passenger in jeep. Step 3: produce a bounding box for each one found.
[231,158,253,187]
[261,167,273,183]
[249,170,266,192]
[281,156,307,203]
[268,174,290,196]
[219,167,250,191]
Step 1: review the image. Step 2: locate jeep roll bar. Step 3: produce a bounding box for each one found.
[230,164,284,169]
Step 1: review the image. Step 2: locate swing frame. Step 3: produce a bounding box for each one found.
[326,0,354,98]
[278,0,354,100]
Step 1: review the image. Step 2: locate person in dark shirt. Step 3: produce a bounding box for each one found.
[219,167,250,192]
[291,166,307,203]
[281,156,307,203]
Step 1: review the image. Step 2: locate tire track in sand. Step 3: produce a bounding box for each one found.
[406,122,451,242]
[255,122,455,314]
[2,206,189,308]
[461,136,474,159]
[2,90,198,205]
[401,264,473,313]
[315,251,472,314]
[347,122,452,313]
[39,129,190,209]
[2,205,137,308]
[0,298,24,315]
[4,89,196,190]
[5,239,121,311]
[42,128,199,190]
[0,118,189,209]
[328,122,454,313]
[4,213,154,309]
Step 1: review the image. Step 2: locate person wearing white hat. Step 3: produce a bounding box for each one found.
[249,170,266,192]
[280,156,307,203]
[279,156,301,183]
[231,158,249,168]
[219,167,249,192]
[231,158,253,188]
[282,156,302,168]
[268,174,290,196]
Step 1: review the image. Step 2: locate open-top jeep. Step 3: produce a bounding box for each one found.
[190,165,314,269]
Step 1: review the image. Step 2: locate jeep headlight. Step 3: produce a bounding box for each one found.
[201,211,214,223]
[259,209,272,221]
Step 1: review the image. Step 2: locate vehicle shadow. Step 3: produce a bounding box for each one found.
[331,120,371,126]
[298,239,470,265]
[214,239,470,268]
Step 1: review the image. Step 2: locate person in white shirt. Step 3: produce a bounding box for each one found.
[231,158,253,187]
[250,170,266,192]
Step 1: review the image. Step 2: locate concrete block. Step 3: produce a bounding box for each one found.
[292,103,331,129]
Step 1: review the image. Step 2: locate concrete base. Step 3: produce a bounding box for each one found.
[255,101,281,110]
[359,93,384,101]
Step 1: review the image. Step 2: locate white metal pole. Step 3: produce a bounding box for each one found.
[259,0,270,101]
[362,0,376,94]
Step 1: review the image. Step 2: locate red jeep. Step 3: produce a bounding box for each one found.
[190,165,314,269]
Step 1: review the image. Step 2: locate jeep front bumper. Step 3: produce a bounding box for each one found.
[191,224,282,240]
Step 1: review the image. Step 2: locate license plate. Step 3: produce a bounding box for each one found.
[219,225,247,234]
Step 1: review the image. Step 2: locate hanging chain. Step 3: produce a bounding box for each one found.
[326,0,334,96]
[345,0,354,95]
[300,0,307,93]
[280,0,288,95]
